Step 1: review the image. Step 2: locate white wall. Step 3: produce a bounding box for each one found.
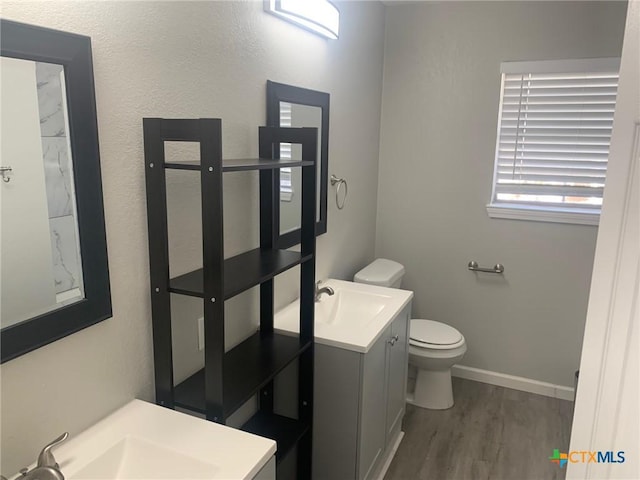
[0,1,385,475]
[376,1,627,388]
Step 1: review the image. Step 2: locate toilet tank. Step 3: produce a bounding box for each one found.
[353,258,405,288]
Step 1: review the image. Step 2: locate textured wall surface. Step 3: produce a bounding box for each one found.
[377,1,627,387]
[0,2,385,474]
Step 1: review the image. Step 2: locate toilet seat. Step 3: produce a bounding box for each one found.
[409,319,465,350]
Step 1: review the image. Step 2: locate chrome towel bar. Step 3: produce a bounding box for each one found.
[468,261,504,274]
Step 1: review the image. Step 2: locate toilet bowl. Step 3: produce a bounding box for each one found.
[408,319,466,410]
[354,258,467,410]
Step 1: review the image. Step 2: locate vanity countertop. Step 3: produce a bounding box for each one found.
[17,399,275,480]
[274,278,413,353]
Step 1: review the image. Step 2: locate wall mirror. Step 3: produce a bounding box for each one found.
[266,80,329,248]
[0,19,111,363]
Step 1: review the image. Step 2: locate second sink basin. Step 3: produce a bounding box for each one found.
[316,287,390,327]
[274,279,413,353]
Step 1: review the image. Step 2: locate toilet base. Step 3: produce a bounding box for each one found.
[408,368,454,410]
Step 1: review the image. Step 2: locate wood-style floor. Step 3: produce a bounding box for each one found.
[385,377,573,480]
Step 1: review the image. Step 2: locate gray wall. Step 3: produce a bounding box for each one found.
[376,1,627,387]
[0,1,385,474]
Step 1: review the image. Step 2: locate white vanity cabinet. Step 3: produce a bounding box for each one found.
[313,302,411,480]
[253,457,276,479]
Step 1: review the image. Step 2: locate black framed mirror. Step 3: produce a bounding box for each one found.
[0,20,111,363]
[266,80,329,248]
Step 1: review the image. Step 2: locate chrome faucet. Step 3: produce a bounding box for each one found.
[18,466,64,480]
[315,280,335,302]
[12,432,68,480]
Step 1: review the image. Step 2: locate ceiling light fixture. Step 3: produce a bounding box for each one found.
[264,0,340,40]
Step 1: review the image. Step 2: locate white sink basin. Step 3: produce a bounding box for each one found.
[274,279,413,353]
[18,400,275,480]
[315,288,390,326]
[70,435,219,479]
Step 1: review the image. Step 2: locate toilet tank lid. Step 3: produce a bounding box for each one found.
[354,258,405,286]
[410,319,463,346]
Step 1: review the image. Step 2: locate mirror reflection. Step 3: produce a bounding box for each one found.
[266,80,329,248]
[278,101,323,234]
[1,57,84,329]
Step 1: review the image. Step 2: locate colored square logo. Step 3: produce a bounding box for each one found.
[550,449,568,468]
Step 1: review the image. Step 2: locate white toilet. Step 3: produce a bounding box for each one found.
[354,258,467,410]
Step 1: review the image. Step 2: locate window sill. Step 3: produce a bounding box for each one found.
[486,203,599,226]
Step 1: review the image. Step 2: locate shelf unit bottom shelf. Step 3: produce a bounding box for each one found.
[242,411,309,464]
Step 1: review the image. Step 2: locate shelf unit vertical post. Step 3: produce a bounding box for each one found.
[258,128,277,414]
[143,118,174,409]
[199,119,225,423]
[298,127,317,480]
[258,129,277,337]
[298,126,317,344]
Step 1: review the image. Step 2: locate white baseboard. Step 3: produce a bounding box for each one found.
[451,365,575,401]
[373,430,404,480]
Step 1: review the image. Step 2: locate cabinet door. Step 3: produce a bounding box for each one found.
[386,307,409,442]
[358,328,388,480]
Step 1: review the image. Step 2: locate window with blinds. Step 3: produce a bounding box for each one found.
[489,58,620,224]
[280,101,293,202]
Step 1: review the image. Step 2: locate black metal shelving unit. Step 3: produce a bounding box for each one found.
[143,118,316,479]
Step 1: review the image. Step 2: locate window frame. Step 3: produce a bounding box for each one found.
[487,57,620,226]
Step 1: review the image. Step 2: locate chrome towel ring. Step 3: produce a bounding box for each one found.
[330,174,348,210]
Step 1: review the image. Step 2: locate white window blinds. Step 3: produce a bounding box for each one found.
[280,102,293,201]
[491,58,619,213]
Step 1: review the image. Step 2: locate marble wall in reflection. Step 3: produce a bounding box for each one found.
[42,137,74,217]
[36,62,67,137]
[50,215,81,292]
[36,62,82,295]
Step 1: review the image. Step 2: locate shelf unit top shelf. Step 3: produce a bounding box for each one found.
[170,248,312,300]
[173,331,312,417]
[164,158,313,172]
